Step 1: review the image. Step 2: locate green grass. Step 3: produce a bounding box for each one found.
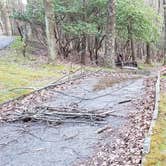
[144,93,166,166]
[11,36,24,50]
[161,75,166,79]
[0,47,80,103]
[0,37,112,104]
[138,63,155,70]
[138,61,163,70]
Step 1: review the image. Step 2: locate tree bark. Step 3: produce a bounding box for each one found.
[163,0,166,65]
[146,42,151,64]
[43,0,57,62]
[104,0,116,68]
[130,36,136,62]
[128,22,136,62]
[80,0,86,65]
[81,35,86,65]
[1,1,12,35]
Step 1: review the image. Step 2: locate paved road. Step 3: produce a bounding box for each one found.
[0,36,14,50]
[0,73,145,166]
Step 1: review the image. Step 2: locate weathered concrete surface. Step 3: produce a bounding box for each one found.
[0,75,145,166]
[0,36,14,50]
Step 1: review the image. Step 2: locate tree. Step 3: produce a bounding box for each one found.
[81,0,86,65]
[116,0,161,63]
[163,0,166,65]
[11,0,162,66]
[43,0,57,62]
[0,0,12,35]
[104,0,116,68]
[145,42,151,64]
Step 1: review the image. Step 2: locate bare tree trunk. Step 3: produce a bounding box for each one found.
[81,35,86,65]
[104,0,116,68]
[163,0,166,65]
[5,10,12,35]
[43,0,57,62]
[128,22,136,62]
[1,1,12,35]
[80,0,86,65]
[131,37,136,62]
[158,0,161,13]
[145,42,151,64]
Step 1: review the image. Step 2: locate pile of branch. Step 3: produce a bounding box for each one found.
[3,106,111,125]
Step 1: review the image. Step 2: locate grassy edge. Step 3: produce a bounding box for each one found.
[144,93,166,166]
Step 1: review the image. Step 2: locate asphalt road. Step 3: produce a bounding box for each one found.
[0,73,145,166]
[0,36,14,50]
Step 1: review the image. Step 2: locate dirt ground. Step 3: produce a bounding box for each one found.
[0,71,156,166]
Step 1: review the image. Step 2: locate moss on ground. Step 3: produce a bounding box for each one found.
[144,94,166,166]
[0,37,111,104]
[0,47,80,103]
[0,60,75,103]
[138,63,159,72]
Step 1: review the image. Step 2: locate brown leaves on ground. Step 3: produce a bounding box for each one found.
[78,77,155,166]
[93,72,140,91]
[0,71,156,166]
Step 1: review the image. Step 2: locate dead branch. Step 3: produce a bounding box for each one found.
[0,68,102,108]
[96,125,112,134]
[64,133,79,141]
[3,105,110,125]
[118,100,132,104]
[9,87,37,91]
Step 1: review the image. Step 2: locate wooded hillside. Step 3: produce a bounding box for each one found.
[0,0,165,67]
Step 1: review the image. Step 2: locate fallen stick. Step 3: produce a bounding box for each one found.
[4,108,108,124]
[64,133,79,141]
[96,125,112,134]
[99,110,116,117]
[9,87,38,91]
[36,106,112,118]
[39,109,106,118]
[118,99,132,104]
[7,115,107,125]
[0,68,102,108]
[2,102,115,125]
